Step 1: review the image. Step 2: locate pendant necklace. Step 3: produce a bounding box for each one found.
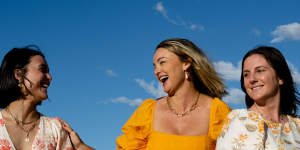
[5,108,40,142]
[167,93,200,117]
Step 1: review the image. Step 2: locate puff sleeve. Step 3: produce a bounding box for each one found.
[208,98,231,141]
[116,99,156,150]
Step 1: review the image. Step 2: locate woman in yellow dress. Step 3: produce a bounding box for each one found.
[116,38,231,150]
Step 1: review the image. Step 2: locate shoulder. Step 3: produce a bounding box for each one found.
[40,116,66,134]
[210,98,231,120]
[124,98,156,126]
[211,97,231,112]
[288,115,300,128]
[226,109,249,120]
[207,98,231,140]
[134,98,156,115]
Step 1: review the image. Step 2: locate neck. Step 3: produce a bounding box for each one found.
[168,83,199,112]
[6,99,39,123]
[251,94,282,122]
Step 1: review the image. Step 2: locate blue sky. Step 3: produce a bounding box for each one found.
[1,0,300,149]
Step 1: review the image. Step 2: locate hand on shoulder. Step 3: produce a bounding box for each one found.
[57,117,95,150]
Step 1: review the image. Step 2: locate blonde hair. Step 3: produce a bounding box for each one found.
[156,38,227,98]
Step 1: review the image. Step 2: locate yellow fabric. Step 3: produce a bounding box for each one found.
[116,98,231,150]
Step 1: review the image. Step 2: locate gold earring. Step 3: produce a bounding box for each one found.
[185,71,188,80]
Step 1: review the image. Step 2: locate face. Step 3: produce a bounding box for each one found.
[19,55,52,102]
[243,54,283,103]
[153,48,190,95]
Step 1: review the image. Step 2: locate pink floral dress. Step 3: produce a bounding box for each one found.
[0,112,73,150]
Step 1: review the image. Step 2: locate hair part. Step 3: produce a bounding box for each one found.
[156,38,227,98]
[0,45,44,108]
[240,46,300,116]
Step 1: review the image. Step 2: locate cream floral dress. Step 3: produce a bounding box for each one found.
[216,109,300,150]
[0,112,73,150]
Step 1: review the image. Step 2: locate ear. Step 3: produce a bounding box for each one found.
[182,58,192,71]
[14,69,24,81]
[278,78,284,85]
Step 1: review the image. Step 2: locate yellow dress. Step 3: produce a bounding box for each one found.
[116,98,231,150]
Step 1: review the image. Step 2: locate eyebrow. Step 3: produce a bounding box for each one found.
[153,56,168,66]
[243,66,268,72]
[39,63,49,70]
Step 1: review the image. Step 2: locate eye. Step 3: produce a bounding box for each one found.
[243,72,249,78]
[159,60,166,65]
[40,65,49,73]
[257,69,265,73]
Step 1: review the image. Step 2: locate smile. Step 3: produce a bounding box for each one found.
[159,75,168,83]
[251,85,263,91]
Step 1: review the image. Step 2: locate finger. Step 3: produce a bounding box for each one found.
[63,123,74,133]
[57,117,74,133]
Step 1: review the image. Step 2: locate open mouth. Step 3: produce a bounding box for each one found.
[40,81,50,88]
[160,76,168,83]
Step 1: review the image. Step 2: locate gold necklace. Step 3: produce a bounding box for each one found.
[167,93,200,117]
[5,108,40,142]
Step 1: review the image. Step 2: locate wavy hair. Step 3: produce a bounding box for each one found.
[156,38,227,98]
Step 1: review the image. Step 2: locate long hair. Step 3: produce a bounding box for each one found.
[240,46,300,116]
[0,45,44,108]
[156,38,227,98]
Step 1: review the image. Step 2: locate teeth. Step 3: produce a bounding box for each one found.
[251,86,262,90]
[41,84,49,88]
[159,76,168,83]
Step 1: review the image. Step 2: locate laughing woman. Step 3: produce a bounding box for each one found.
[0,46,73,150]
[216,46,300,149]
[116,38,231,150]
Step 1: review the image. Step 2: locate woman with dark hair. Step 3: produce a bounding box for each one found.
[116,38,231,149]
[0,46,73,150]
[216,46,300,149]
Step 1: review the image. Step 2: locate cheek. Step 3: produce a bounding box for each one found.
[243,79,249,88]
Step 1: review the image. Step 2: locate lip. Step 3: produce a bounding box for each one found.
[250,85,263,91]
[40,81,50,88]
[157,73,168,83]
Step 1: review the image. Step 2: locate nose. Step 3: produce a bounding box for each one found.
[248,73,257,84]
[47,73,53,81]
[153,65,160,79]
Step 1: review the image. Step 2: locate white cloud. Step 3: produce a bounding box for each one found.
[153,2,204,31]
[271,22,300,43]
[189,24,205,31]
[135,78,166,98]
[213,61,241,81]
[154,2,177,25]
[106,79,165,107]
[110,96,143,107]
[223,88,245,105]
[106,69,118,77]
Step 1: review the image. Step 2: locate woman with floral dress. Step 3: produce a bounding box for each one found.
[216,46,300,150]
[0,46,73,150]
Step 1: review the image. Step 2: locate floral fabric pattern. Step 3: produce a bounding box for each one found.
[0,112,73,150]
[216,109,300,150]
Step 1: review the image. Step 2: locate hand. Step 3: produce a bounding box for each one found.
[57,118,95,150]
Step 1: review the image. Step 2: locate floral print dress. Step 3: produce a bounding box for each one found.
[216,109,300,150]
[0,112,73,150]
